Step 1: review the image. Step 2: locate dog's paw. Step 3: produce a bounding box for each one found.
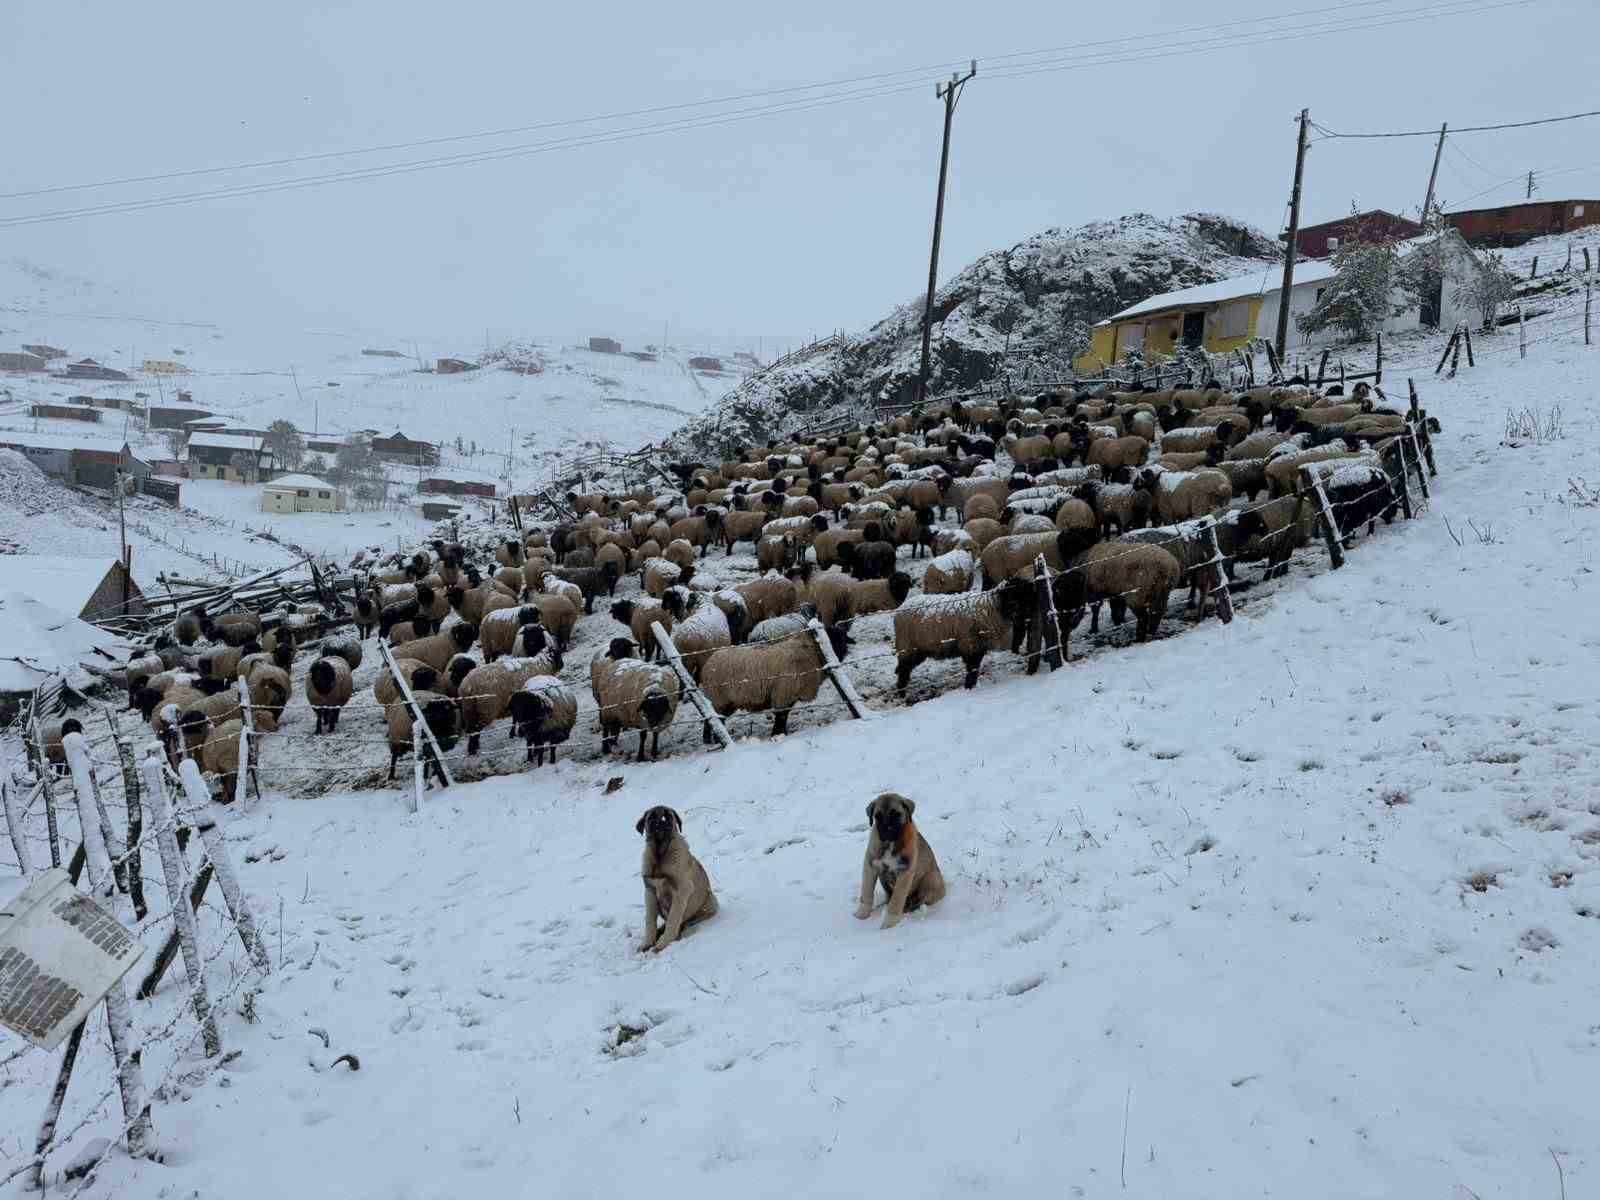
[880,913,901,930]
[853,905,872,920]
[638,941,656,953]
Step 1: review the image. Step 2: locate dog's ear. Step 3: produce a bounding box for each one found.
[866,801,876,823]
[669,808,683,832]
[635,812,648,835]
[902,797,916,817]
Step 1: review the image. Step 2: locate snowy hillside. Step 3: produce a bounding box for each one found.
[3,314,1597,1197]
[664,213,1280,458]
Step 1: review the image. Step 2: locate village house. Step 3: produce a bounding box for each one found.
[146,401,214,429]
[369,429,439,466]
[418,468,497,499]
[20,343,67,360]
[1446,198,1600,247]
[436,357,477,374]
[64,357,131,382]
[186,431,275,482]
[1288,210,1423,259]
[260,472,346,514]
[29,402,102,423]
[588,337,622,354]
[1076,232,1484,370]
[0,350,48,372]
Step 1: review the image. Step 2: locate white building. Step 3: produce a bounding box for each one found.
[261,473,346,514]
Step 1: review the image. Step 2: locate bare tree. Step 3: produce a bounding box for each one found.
[265,419,305,470]
[1455,251,1517,330]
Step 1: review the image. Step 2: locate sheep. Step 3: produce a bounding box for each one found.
[493,567,526,596]
[125,654,165,708]
[671,595,733,681]
[1003,432,1054,470]
[188,716,259,800]
[1264,445,1368,498]
[385,617,437,645]
[174,609,203,646]
[448,578,509,625]
[37,717,84,775]
[390,622,478,672]
[963,493,1000,522]
[1057,542,1181,642]
[1118,512,1268,619]
[1227,429,1293,461]
[979,529,1094,587]
[1214,456,1268,501]
[374,658,440,708]
[246,663,292,723]
[667,512,721,556]
[1053,497,1098,539]
[844,533,898,581]
[962,517,1005,553]
[697,622,852,739]
[664,538,698,572]
[198,641,259,683]
[746,604,821,645]
[385,691,460,782]
[1078,478,1154,537]
[589,637,680,761]
[553,561,621,613]
[719,508,767,553]
[756,534,799,574]
[1154,468,1233,524]
[810,570,913,629]
[922,547,976,594]
[1086,435,1150,474]
[1226,495,1318,578]
[892,577,1033,693]
[735,576,800,628]
[1160,421,1239,454]
[812,527,865,569]
[534,570,584,609]
[933,527,977,557]
[1319,461,1401,542]
[480,605,542,662]
[1156,444,1225,472]
[201,612,262,647]
[319,635,363,671]
[642,557,692,598]
[354,593,379,639]
[457,627,565,754]
[507,676,579,765]
[305,656,353,733]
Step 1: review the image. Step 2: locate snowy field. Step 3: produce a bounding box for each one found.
[2,318,1597,1198]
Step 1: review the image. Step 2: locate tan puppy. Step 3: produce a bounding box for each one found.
[636,805,718,952]
[855,792,946,929]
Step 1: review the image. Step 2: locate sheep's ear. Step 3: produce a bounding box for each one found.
[635,813,648,835]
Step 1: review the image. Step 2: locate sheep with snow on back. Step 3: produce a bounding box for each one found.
[1160,421,1239,455]
[385,616,437,645]
[611,590,689,660]
[457,625,565,754]
[922,547,976,594]
[374,659,439,707]
[305,656,353,733]
[1086,435,1150,474]
[1153,467,1233,525]
[390,622,478,672]
[697,622,852,740]
[245,662,292,723]
[507,676,578,766]
[480,605,543,662]
[1117,512,1268,620]
[671,594,733,681]
[810,570,913,630]
[980,528,1097,588]
[893,577,1034,694]
[735,576,800,629]
[202,612,262,647]
[1057,542,1181,643]
[1315,460,1400,543]
[641,557,692,598]
[590,637,680,761]
[385,691,460,781]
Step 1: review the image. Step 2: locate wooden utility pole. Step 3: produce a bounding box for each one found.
[917,60,978,406]
[1527,170,1538,199]
[1275,109,1311,361]
[1421,122,1447,224]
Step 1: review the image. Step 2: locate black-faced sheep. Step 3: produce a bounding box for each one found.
[1057,542,1181,643]
[1153,468,1233,524]
[457,626,565,754]
[390,622,478,672]
[507,676,578,766]
[1086,435,1150,474]
[697,622,851,739]
[480,605,543,662]
[611,591,688,660]
[671,595,733,681]
[809,570,912,629]
[553,561,621,613]
[385,690,460,781]
[590,637,680,761]
[922,547,976,594]
[305,656,353,733]
[892,577,1033,693]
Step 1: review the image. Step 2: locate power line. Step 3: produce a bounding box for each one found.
[0,0,1535,229]
[1311,104,1600,140]
[1,0,1395,204]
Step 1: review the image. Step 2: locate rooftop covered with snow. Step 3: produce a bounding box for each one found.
[1101,259,1339,324]
[262,473,338,492]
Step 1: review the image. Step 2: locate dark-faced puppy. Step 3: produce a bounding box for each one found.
[636,805,718,953]
[855,792,946,929]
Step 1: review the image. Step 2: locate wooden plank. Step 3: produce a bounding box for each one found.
[1299,465,1345,569]
[650,620,732,749]
[176,759,272,972]
[376,637,454,789]
[805,618,874,719]
[1435,328,1460,375]
[1194,518,1234,624]
[1383,436,1415,519]
[1407,426,1432,499]
[234,677,254,808]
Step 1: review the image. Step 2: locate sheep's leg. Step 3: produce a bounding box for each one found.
[771,708,790,737]
[962,652,984,689]
[895,654,921,696]
[467,733,480,756]
[388,747,400,780]
[1109,597,1128,627]
[702,719,712,745]
[1089,602,1101,634]
[637,732,648,762]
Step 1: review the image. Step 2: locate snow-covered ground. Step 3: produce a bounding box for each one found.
[2,317,1596,1197]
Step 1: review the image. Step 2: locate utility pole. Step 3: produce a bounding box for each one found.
[1526,170,1538,199]
[1421,122,1447,225]
[916,60,978,406]
[1275,108,1311,362]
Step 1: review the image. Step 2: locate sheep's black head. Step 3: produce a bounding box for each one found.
[610,599,635,625]
[1233,510,1269,541]
[606,636,636,661]
[445,585,466,612]
[177,710,210,756]
[1205,444,1224,466]
[134,686,163,720]
[416,583,435,607]
[272,642,293,671]
[1056,526,1098,563]
[449,623,478,650]
[423,697,460,751]
[640,688,673,730]
[887,571,913,608]
[309,659,337,695]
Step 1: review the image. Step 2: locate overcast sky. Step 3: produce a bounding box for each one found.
[2,0,1592,351]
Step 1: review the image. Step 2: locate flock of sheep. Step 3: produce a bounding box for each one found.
[77,377,1434,795]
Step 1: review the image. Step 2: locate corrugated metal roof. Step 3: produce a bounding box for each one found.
[1101,260,1339,325]
[187,431,262,452]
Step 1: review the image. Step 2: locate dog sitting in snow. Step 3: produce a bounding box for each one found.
[855,792,945,929]
[636,805,717,952]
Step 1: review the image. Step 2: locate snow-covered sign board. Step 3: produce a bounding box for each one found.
[0,869,144,1050]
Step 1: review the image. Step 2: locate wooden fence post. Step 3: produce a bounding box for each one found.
[1519,304,1527,359]
[1587,284,1593,346]
[1462,322,1474,366]
[1375,330,1383,384]
[234,676,253,808]
[138,751,221,1057]
[1434,327,1460,375]
[1315,348,1329,386]
[176,758,272,972]
[1298,465,1345,569]
[805,619,874,718]
[2,774,34,873]
[62,733,155,1161]
[1530,255,1538,279]
[1450,328,1462,376]
[1032,555,1065,669]
[1407,426,1432,499]
[137,862,214,1001]
[1386,437,1414,520]
[30,710,62,868]
[649,621,732,749]
[377,638,454,790]
[1194,518,1234,623]
[1585,247,1592,273]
